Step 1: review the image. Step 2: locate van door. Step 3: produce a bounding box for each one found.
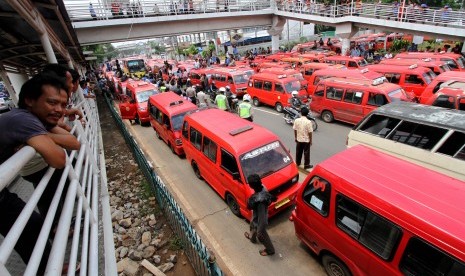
[341,89,365,124]
[403,73,426,98]
[263,80,274,106]
[325,85,345,121]
[253,79,264,103]
[218,149,246,215]
[365,92,387,114]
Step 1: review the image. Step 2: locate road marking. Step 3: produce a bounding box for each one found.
[254,107,280,116]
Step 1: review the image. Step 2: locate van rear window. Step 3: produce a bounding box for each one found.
[240,141,292,180]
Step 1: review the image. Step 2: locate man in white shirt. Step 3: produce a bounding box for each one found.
[293,107,313,170]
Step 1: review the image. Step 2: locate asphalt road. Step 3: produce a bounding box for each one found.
[123,104,351,276]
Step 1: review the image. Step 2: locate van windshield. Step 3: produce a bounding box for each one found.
[171,111,190,131]
[127,59,145,72]
[423,72,436,84]
[233,74,249,84]
[457,56,465,69]
[358,59,368,67]
[284,80,302,93]
[240,141,292,180]
[136,90,157,103]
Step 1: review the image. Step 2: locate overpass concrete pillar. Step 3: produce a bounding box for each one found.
[267,15,286,53]
[335,22,357,56]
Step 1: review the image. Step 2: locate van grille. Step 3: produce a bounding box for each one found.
[269,177,297,197]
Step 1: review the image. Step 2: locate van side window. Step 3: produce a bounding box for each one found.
[263,81,272,91]
[220,149,239,175]
[432,81,444,94]
[182,121,189,139]
[304,68,314,76]
[326,86,343,101]
[358,114,401,137]
[405,74,424,85]
[432,95,455,109]
[384,73,401,84]
[156,110,164,124]
[302,176,331,216]
[344,90,364,104]
[348,61,357,68]
[313,76,321,85]
[440,58,458,69]
[400,238,465,276]
[220,74,226,82]
[387,121,448,150]
[163,113,170,127]
[189,127,202,150]
[367,93,387,106]
[275,83,284,93]
[336,195,402,260]
[314,84,325,97]
[149,103,158,117]
[436,131,465,160]
[254,80,263,89]
[202,136,217,163]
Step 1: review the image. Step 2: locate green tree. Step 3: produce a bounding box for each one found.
[82,43,118,63]
[149,41,166,54]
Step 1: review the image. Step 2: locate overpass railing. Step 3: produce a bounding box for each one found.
[103,94,223,276]
[64,0,272,21]
[276,2,465,28]
[66,0,465,29]
[0,94,116,275]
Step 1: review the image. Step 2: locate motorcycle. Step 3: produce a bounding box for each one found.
[283,105,318,131]
[228,94,239,114]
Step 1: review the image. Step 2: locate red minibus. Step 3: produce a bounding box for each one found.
[148,92,198,155]
[209,68,250,96]
[182,108,299,220]
[324,56,368,69]
[119,80,158,125]
[395,52,465,71]
[380,58,451,74]
[290,144,465,276]
[419,71,465,104]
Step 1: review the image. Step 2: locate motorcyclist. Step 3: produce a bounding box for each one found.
[238,94,253,122]
[289,91,303,109]
[225,85,235,110]
[214,87,230,111]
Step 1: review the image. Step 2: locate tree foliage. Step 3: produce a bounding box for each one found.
[82,43,118,63]
[149,41,166,54]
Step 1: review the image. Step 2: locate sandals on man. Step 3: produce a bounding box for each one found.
[259,249,275,256]
[243,232,257,244]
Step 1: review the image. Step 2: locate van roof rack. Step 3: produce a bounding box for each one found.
[169,100,183,106]
[229,125,253,136]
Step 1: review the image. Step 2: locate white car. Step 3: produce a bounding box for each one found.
[0,97,14,115]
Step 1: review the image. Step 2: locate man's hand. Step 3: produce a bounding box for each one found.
[66,108,83,121]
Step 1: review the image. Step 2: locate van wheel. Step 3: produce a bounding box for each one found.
[226,193,241,217]
[322,255,352,276]
[310,119,318,131]
[321,110,334,123]
[275,103,283,113]
[135,115,140,125]
[155,130,161,139]
[169,142,176,155]
[253,98,260,107]
[192,161,202,180]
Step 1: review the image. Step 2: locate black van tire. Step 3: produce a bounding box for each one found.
[155,130,161,139]
[135,115,140,125]
[321,110,334,123]
[275,102,283,113]
[192,161,202,180]
[168,142,176,154]
[310,119,318,131]
[253,97,260,107]
[322,254,352,276]
[226,193,241,217]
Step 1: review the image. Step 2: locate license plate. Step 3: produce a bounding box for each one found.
[275,198,290,209]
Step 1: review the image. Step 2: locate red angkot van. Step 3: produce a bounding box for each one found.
[290,144,465,276]
[119,80,158,125]
[182,108,300,220]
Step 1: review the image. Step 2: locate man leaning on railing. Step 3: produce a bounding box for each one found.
[0,71,81,273]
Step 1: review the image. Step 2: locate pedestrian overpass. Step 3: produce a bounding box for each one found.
[67,0,465,48]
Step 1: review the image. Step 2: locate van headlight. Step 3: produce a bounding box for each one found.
[291,175,299,184]
[138,107,146,111]
[175,139,182,146]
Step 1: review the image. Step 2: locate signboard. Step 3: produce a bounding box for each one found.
[85,56,97,60]
[83,51,94,55]
[412,36,424,45]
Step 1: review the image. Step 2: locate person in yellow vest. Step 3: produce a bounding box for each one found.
[214,87,230,111]
[238,94,253,121]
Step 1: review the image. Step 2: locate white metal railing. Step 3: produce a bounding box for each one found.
[64,0,272,21]
[0,92,116,275]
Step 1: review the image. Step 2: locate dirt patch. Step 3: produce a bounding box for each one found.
[97,96,195,276]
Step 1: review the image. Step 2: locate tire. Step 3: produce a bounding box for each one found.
[226,193,241,217]
[284,113,293,124]
[321,110,334,123]
[275,102,283,113]
[310,119,318,131]
[168,142,176,154]
[322,255,352,276]
[155,130,161,140]
[135,115,140,125]
[192,161,202,180]
[253,97,260,107]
